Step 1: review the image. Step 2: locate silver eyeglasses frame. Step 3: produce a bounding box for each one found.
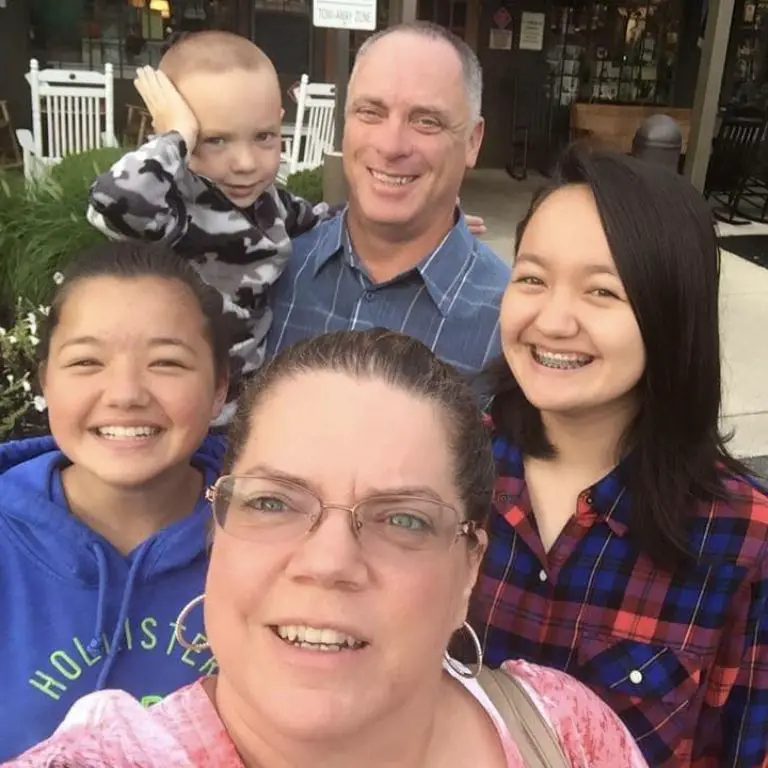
[204,474,478,546]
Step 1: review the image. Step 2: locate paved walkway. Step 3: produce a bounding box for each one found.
[460,169,768,465]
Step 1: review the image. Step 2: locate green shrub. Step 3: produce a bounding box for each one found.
[0,146,127,311]
[0,298,49,441]
[284,166,323,205]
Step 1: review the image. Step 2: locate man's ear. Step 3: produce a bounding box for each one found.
[465,118,485,169]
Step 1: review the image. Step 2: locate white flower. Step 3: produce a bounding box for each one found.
[53,272,65,285]
[26,312,38,333]
[5,374,13,384]
[0,327,5,336]
[38,305,50,316]
[30,336,39,346]
[33,395,47,413]
[21,380,31,393]
[7,335,16,344]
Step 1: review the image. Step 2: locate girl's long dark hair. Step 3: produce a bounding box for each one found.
[485,147,752,569]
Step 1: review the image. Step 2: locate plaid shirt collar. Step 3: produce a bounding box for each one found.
[492,433,632,537]
[310,207,478,318]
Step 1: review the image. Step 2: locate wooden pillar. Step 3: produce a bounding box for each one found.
[465,0,480,51]
[684,0,736,190]
[388,0,403,25]
[402,0,418,22]
[324,30,335,79]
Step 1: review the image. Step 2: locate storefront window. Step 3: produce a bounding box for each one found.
[251,0,311,80]
[546,0,680,107]
[31,0,166,78]
[724,0,768,109]
[29,0,248,79]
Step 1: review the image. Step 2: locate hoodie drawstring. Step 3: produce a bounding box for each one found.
[92,541,152,691]
[88,543,109,655]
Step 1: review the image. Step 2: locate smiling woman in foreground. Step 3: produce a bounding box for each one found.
[9,329,647,767]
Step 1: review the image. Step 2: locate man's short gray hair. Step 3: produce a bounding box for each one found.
[352,21,483,122]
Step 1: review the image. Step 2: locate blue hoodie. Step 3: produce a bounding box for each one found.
[0,435,225,761]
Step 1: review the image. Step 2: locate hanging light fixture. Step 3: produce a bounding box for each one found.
[149,0,171,18]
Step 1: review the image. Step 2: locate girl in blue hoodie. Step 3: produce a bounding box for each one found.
[0,241,230,760]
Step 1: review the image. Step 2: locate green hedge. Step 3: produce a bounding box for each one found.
[0,147,126,312]
[283,166,323,204]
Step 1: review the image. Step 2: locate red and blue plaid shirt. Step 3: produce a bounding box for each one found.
[469,433,768,768]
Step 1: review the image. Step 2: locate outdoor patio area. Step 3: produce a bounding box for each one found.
[461,168,768,472]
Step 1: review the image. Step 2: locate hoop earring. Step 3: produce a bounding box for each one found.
[443,621,483,679]
[174,593,210,652]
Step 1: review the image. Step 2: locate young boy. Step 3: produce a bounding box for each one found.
[87,31,316,420]
[87,31,485,419]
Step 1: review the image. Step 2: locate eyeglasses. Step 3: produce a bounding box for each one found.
[206,475,477,555]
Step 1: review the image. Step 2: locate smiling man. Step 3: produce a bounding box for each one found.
[266,22,510,388]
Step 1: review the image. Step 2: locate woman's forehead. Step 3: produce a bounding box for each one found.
[237,372,458,498]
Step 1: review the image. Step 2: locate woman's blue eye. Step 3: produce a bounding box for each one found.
[246,496,288,512]
[388,512,429,531]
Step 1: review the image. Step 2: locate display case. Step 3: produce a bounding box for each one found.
[723,0,768,109]
[546,0,680,108]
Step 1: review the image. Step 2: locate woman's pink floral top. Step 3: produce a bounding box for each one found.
[4,660,648,767]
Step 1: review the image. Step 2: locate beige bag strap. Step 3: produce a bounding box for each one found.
[475,666,570,768]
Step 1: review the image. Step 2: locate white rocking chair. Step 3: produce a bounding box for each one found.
[16,59,118,182]
[278,74,336,185]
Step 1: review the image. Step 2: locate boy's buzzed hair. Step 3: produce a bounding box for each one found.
[159,30,276,85]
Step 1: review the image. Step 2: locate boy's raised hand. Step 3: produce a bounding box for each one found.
[134,66,199,153]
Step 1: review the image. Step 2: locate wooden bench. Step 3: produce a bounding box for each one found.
[570,103,693,154]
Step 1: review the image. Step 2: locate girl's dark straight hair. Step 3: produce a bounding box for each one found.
[37,241,231,379]
[484,146,752,568]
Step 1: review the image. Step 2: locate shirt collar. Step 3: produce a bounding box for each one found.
[492,432,632,537]
[311,207,478,318]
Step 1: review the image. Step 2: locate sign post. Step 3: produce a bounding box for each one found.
[312,0,377,150]
[313,0,377,203]
[332,31,350,150]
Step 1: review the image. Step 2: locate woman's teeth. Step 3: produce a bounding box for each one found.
[532,347,593,370]
[274,624,366,652]
[370,169,416,186]
[95,426,160,439]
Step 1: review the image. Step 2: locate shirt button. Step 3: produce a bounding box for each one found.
[586,494,594,505]
[538,569,548,583]
[365,291,375,301]
[629,669,643,685]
